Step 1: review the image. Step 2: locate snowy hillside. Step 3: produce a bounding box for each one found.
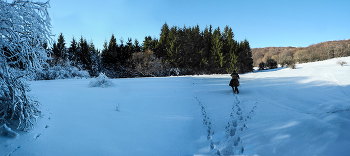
[1,57,350,155]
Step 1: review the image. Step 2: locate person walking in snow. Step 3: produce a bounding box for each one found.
[229,71,240,94]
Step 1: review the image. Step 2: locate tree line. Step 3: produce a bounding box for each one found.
[252,39,350,69]
[50,23,254,78]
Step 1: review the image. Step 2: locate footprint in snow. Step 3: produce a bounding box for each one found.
[34,133,41,139]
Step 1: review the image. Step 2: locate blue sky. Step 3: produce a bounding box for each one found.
[48,0,350,50]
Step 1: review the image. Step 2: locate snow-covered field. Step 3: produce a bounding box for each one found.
[1,57,350,156]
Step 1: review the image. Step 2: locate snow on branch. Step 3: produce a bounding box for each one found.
[1,0,52,74]
[89,73,115,88]
[0,62,41,131]
[0,0,52,131]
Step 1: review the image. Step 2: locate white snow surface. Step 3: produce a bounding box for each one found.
[1,57,350,155]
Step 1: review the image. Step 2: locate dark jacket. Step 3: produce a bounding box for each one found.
[229,72,240,87]
[229,78,239,87]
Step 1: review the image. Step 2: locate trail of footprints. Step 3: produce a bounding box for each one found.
[195,95,257,156]
[195,96,214,141]
[220,95,257,155]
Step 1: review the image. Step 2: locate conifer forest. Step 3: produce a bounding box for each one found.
[51,23,254,78]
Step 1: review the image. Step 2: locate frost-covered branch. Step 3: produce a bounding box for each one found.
[89,73,115,88]
[0,0,52,131]
[1,0,52,74]
[0,62,40,131]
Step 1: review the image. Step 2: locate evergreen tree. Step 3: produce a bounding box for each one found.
[57,33,66,59]
[176,26,191,68]
[117,37,125,65]
[143,36,153,51]
[89,41,100,76]
[123,38,133,65]
[201,25,213,70]
[222,26,237,73]
[106,34,118,67]
[188,25,203,70]
[210,27,223,71]
[236,42,244,73]
[77,36,91,72]
[155,22,170,59]
[133,39,141,52]
[242,39,253,72]
[142,36,158,52]
[165,26,179,67]
[101,40,109,70]
[52,42,59,58]
[236,39,253,73]
[68,37,78,65]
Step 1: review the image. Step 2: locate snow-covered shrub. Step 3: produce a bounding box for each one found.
[336,60,347,67]
[89,73,115,88]
[170,68,180,76]
[0,0,52,131]
[32,65,90,80]
[0,64,40,131]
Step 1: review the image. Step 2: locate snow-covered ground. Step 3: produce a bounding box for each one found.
[1,57,350,156]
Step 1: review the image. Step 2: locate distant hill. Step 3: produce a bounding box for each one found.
[252,39,350,67]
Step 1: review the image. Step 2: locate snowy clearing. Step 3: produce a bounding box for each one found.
[1,57,350,155]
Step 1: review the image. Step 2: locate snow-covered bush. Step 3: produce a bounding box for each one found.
[0,63,40,131]
[32,64,90,80]
[336,60,347,67]
[89,73,115,88]
[0,0,52,131]
[170,68,180,76]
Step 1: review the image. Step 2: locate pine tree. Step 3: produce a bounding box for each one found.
[201,25,213,71]
[52,42,59,58]
[210,27,223,71]
[165,26,179,67]
[77,36,91,72]
[133,39,141,52]
[101,40,108,70]
[101,34,118,69]
[236,39,253,73]
[68,37,78,66]
[143,36,153,51]
[117,37,125,65]
[236,42,244,73]
[89,41,100,76]
[123,38,133,65]
[222,26,237,73]
[176,26,191,68]
[155,22,169,59]
[242,39,253,72]
[57,33,66,59]
[190,24,203,71]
